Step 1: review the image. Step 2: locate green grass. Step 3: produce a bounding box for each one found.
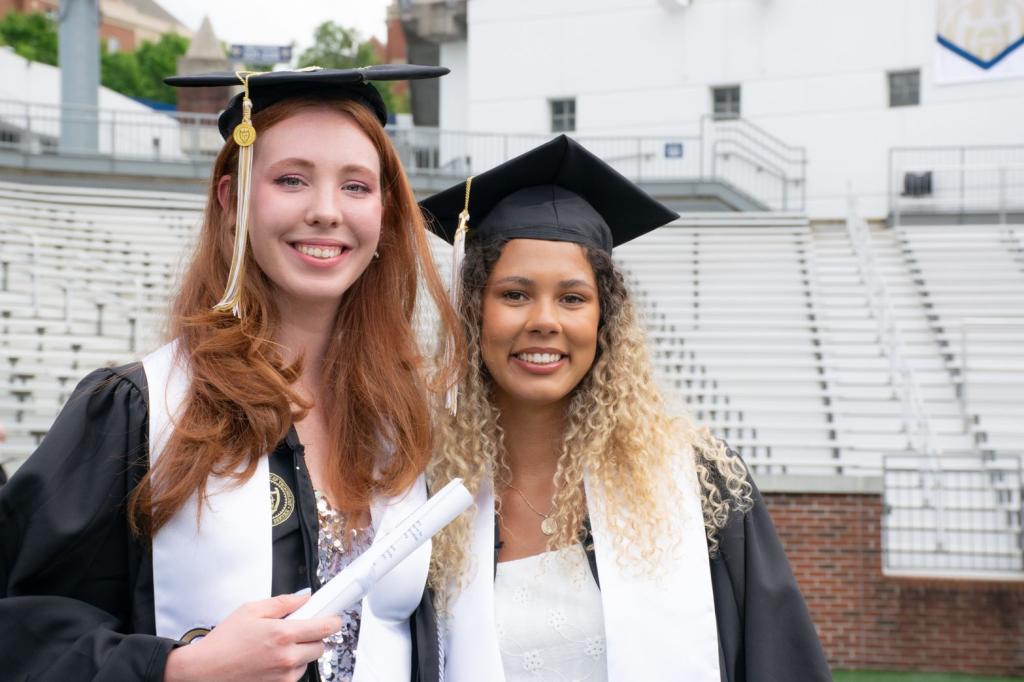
[834,671,1024,682]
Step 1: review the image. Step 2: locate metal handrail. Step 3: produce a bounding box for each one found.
[847,199,944,547]
[882,451,1024,575]
[702,113,806,161]
[888,145,1024,225]
[891,162,1024,226]
[712,139,789,181]
[709,120,806,166]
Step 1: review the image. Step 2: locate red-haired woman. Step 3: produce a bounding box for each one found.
[0,67,459,682]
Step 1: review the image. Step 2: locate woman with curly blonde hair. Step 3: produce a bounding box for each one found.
[420,136,831,682]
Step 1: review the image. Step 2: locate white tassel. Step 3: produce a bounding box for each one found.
[214,75,258,318]
[445,177,473,415]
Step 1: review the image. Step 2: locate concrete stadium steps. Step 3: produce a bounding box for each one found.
[617,219,834,471]
[2,178,1022,484]
[1,181,196,474]
[894,224,1024,455]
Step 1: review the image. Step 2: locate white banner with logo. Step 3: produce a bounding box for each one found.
[935,0,1024,83]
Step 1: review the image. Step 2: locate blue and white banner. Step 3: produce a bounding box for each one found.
[935,0,1024,83]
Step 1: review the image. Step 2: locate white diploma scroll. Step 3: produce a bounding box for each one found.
[286,478,473,620]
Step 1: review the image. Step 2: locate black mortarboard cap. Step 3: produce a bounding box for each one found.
[420,135,679,254]
[165,64,449,138]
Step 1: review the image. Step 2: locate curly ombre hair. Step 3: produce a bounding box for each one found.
[428,239,753,601]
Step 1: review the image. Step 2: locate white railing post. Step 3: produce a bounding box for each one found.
[23,101,32,153]
[892,167,902,227]
[4,226,40,314]
[998,165,1007,225]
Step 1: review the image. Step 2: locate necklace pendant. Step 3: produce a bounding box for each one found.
[541,517,557,536]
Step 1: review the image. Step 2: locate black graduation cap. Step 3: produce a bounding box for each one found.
[165,64,449,138]
[420,134,679,254]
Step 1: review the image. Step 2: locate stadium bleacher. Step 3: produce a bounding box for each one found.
[0,180,200,471]
[2,179,1022,576]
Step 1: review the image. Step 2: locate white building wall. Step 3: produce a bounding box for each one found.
[440,41,469,132]
[444,0,1024,218]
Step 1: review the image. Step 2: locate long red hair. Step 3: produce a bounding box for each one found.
[129,96,460,535]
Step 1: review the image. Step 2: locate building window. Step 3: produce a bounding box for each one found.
[888,69,920,107]
[711,85,741,119]
[108,36,120,53]
[550,98,576,133]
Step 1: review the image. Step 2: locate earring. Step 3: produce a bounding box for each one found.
[373,250,380,260]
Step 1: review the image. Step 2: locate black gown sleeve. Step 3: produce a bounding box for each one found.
[0,366,178,681]
[710,474,833,682]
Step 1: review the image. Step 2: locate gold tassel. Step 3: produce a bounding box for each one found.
[445,175,473,415]
[213,72,259,317]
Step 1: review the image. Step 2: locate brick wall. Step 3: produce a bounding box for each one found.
[763,491,1024,676]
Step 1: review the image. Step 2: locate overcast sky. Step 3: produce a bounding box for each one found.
[159,0,392,57]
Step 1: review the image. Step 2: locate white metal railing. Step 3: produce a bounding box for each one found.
[889,144,1024,224]
[892,163,1024,225]
[388,126,704,182]
[883,452,1023,577]
[0,98,221,160]
[701,114,807,211]
[0,98,808,210]
[847,199,940,458]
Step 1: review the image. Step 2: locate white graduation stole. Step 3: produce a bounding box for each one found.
[443,450,721,681]
[144,340,430,681]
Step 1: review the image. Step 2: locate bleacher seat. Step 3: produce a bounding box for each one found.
[3,183,1022,484]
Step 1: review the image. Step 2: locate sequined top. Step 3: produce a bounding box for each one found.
[315,490,375,682]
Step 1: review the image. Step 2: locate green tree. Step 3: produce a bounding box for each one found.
[0,11,58,65]
[101,33,189,105]
[134,33,189,103]
[101,47,147,100]
[0,11,188,105]
[298,21,376,70]
[298,21,409,115]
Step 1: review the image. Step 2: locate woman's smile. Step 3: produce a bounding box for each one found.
[289,239,352,268]
[508,347,569,374]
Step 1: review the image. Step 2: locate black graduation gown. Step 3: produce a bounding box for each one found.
[707,477,833,681]
[0,364,439,682]
[493,471,833,681]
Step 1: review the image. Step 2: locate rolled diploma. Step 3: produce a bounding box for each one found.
[286,478,473,620]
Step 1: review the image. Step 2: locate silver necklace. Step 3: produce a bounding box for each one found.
[505,483,557,536]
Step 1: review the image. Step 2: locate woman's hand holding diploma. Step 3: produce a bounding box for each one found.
[163,480,470,680]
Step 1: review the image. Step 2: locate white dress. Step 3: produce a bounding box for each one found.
[494,545,608,682]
